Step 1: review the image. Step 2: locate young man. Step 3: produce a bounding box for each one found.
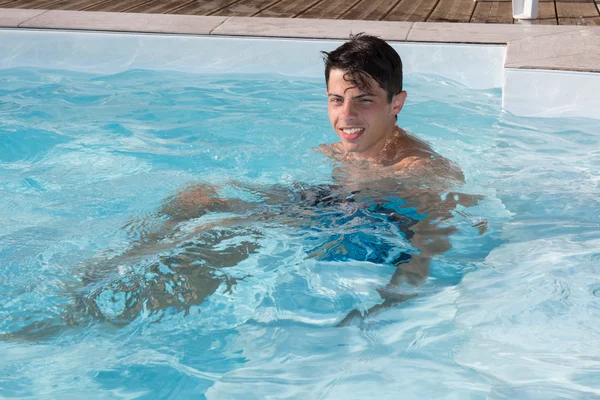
[314,35,488,325]
[319,34,463,186]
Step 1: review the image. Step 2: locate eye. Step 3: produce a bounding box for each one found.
[359,98,373,104]
[329,97,343,104]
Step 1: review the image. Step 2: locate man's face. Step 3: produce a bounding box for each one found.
[327,68,406,159]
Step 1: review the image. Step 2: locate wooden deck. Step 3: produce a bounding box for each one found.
[1,0,600,25]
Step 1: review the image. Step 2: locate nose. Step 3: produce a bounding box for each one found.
[341,100,356,120]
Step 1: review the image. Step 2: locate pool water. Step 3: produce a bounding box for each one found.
[1,67,599,399]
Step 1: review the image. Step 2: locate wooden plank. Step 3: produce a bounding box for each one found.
[0,0,65,9]
[526,0,558,24]
[256,0,321,17]
[46,0,116,10]
[383,0,439,21]
[83,0,155,12]
[127,0,238,15]
[212,0,281,16]
[428,0,476,22]
[559,16,600,23]
[340,0,400,20]
[557,0,599,17]
[557,0,600,25]
[527,19,559,24]
[471,0,513,23]
[525,15,559,24]
[298,0,363,19]
[0,0,19,7]
[120,0,193,14]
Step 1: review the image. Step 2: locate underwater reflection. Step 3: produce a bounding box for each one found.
[3,179,485,341]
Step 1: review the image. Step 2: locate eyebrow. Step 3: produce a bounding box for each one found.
[327,93,376,98]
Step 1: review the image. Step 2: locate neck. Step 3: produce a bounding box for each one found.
[378,126,408,165]
[346,125,403,163]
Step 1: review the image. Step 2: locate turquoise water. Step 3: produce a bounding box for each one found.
[1,67,599,399]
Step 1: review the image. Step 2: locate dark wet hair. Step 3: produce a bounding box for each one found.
[322,33,403,103]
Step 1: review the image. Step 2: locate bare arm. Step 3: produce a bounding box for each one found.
[159,184,253,223]
[337,167,486,326]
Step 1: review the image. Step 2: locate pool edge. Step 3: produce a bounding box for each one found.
[1,9,599,74]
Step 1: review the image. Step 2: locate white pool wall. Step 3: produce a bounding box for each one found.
[0,29,504,90]
[503,69,600,119]
[1,28,599,120]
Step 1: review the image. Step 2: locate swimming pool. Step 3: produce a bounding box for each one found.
[1,29,600,399]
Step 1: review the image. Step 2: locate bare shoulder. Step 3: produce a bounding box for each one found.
[392,153,465,183]
[316,142,346,161]
[385,130,464,183]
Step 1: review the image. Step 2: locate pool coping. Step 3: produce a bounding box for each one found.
[1,9,599,74]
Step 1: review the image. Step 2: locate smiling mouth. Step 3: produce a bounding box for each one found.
[340,127,365,141]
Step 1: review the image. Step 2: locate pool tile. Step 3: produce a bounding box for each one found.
[408,22,583,44]
[19,10,227,35]
[0,8,47,27]
[211,16,413,41]
[506,29,600,72]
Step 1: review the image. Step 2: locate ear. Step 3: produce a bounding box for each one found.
[390,91,407,117]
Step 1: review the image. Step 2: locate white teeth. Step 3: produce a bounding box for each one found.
[342,128,363,134]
